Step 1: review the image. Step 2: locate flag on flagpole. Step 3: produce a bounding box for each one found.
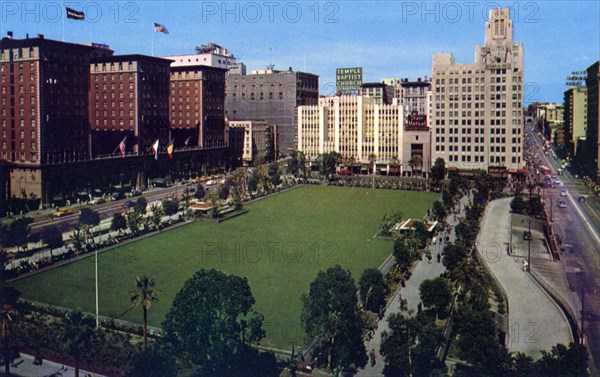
[66,7,85,20]
[152,139,159,160]
[167,139,175,158]
[118,136,127,158]
[154,23,169,34]
[184,136,192,147]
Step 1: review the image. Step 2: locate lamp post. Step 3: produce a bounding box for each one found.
[526,219,532,272]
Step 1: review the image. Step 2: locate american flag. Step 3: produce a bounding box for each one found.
[118,136,127,158]
[154,23,169,34]
[184,136,192,147]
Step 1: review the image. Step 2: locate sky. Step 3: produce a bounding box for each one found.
[1,0,598,103]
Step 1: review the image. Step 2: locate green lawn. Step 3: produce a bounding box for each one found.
[12,185,437,350]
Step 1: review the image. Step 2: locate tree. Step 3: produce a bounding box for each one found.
[79,208,100,246]
[126,345,177,377]
[430,158,447,187]
[268,162,282,187]
[41,225,63,257]
[380,313,445,377]
[393,238,414,272]
[134,196,148,216]
[111,213,127,232]
[412,220,430,248]
[380,211,403,237]
[1,252,21,376]
[359,268,387,313]
[60,310,94,377]
[319,152,342,178]
[130,276,159,348]
[218,180,231,200]
[162,269,269,376]
[149,203,164,230]
[431,200,447,222]
[442,242,468,272]
[419,277,452,319]
[369,153,377,189]
[194,184,206,200]
[126,211,142,235]
[247,170,259,193]
[161,198,179,219]
[536,342,589,377]
[301,265,367,372]
[5,217,33,250]
[408,156,423,177]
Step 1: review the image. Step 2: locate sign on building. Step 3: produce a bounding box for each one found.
[336,67,363,92]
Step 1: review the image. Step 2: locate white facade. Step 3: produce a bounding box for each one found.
[297,95,404,167]
[431,8,524,171]
[163,43,236,69]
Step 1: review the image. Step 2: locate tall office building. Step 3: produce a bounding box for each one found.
[585,61,600,181]
[383,77,431,116]
[90,55,172,156]
[431,8,524,171]
[359,82,395,105]
[0,34,98,200]
[225,67,319,153]
[563,86,587,157]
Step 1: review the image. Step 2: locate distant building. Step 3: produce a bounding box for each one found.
[431,8,524,172]
[226,120,278,164]
[90,54,172,156]
[163,43,236,69]
[585,61,600,181]
[563,86,587,157]
[0,34,98,201]
[169,65,227,149]
[359,82,394,105]
[383,77,431,116]
[225,67,319,153]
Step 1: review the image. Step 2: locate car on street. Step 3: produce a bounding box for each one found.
[51,208,73,218]
[560,190,567,197]
[206,180,216,186]
[129,189,141,197]
[89,197,106,205]
[558,200,567,208]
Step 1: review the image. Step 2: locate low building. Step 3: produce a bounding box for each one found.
[226,120,278,165]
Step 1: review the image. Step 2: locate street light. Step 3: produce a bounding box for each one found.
[524,219,533,272]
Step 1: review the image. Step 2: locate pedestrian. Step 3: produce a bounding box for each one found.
[437,253,441,263]
[370,349,377,367]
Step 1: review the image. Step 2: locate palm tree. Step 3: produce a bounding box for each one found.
[130,276,159,348]
[408,156,423,178]
[1,285,20,376]
[60,310,93,377]
[368,153,377,189]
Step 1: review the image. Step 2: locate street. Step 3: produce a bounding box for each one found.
[525,126,600,371]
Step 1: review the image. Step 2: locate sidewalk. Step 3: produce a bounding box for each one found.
[2,352,105,377]
[355,195,469,376]
[478,197,572,358]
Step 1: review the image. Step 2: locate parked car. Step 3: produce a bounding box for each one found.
[111,192,125,201]
[129,189,141,197]
[560,190,567,197]
[558,200,567,208]
[89,197,106,205]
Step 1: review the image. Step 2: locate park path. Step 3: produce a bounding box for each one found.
[477,197,572,358]
[355,195,470,376]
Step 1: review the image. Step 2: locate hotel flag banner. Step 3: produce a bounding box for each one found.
[152,139,160,160]
[66,7,85,20]
[167,140,175,158]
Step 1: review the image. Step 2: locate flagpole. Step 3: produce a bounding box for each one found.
[95,247,99,328]
[151,27,154,56]
[62,12,65,42]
